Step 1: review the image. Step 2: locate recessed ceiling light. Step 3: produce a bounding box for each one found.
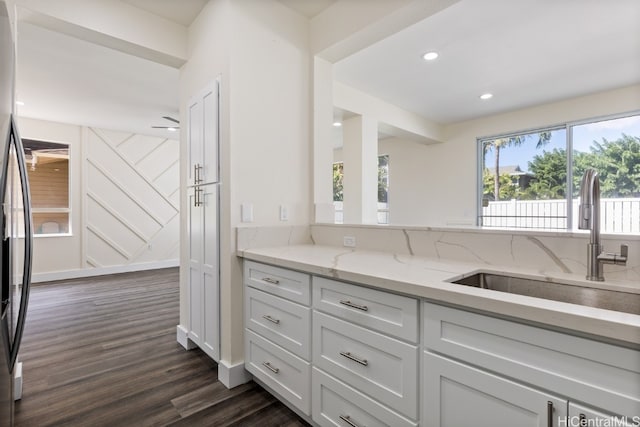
[167,127,177,132]
[480,93,493,100]
[422,51,439,61]
[16,101,24,106]
[333,122,342,127]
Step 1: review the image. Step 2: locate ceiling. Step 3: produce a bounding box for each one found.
[15,0,639,142]
[334,0,640,124]
[120,0,209,27]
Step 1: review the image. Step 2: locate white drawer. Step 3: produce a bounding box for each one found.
[423,301,640,418]
[244,329,311,415]
[245,287,311,360]
[312,311,418,419]
[313,277,419,343]
[312,368,417,427]
[244,261,311,305]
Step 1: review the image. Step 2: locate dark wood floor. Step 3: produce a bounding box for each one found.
[14,268,309,427]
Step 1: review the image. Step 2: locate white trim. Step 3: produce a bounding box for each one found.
[30,259,179,283]
[14,362,22,401]
[176,324,198,350]
[217,360,252,389]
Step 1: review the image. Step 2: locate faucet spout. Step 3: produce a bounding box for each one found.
[577,168,627,281]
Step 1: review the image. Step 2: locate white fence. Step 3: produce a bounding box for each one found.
[482,198,640,234]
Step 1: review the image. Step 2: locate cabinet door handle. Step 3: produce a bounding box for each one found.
[194,164,203,185]
[262,315,280,325]
[262,361,279,374]
[340,351,368,366]
[194,188,203,207]
[262,277,280,285]
[339,300,368,311]
[547,401,553,427]
[339,415,362,427]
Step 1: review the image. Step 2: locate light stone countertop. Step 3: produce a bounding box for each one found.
[239,244,640,345]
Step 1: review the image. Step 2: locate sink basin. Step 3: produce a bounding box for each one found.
[448,272,640,315]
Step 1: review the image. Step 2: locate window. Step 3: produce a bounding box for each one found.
[333,154,390,224]
[23,139,70,235]
[478,113,640,234]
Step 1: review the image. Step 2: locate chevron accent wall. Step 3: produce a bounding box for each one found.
[85,127,179,268]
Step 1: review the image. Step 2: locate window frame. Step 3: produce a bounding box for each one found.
[476,110,640,233]
[22,138,72,237]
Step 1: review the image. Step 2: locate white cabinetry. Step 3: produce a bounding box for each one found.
[424,352,567,427]
[186,80,220,361]
[311,278,419,425]
[422,302,640,426]
[243,261,312,415]
[243,260,640,426]
[188,81,218,186]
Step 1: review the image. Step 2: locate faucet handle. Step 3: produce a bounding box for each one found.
[620,244,628,258]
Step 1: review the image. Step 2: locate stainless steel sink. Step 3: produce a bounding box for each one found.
[448,272,640,315]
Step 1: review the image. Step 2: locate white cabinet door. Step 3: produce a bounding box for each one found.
[200,185,219,360]
[188,80,218,186]
[424,352,568,427]
[187,184,219,361]
[568,403,637,427]
[188,186,203,345]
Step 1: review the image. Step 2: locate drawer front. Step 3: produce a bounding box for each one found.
[245,287,311,360]
[423,301,640,418]
[313,311,418,419]
[244,329,311,415]
[312,368,417,427]
[313,277,419,343]
[244,261,311,305]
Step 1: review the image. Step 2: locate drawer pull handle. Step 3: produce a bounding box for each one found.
[339,415,362,427]
[339,300,368,311]
[340,351,368,366]
[262,362,279,374]
[262,315,280,325]
[262,277,280,285]
[547,401,553,427]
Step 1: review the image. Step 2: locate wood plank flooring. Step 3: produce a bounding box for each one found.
[14,268,309,426]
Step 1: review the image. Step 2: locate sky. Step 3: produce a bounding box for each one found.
[484,114,640,172]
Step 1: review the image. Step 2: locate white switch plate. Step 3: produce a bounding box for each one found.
[279,205,289,221]
[343,235,356,247]
[241,203,254,222]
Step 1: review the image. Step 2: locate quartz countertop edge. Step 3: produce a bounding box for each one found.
[239,244,640,345]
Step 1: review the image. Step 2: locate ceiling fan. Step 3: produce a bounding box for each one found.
[152,116,180,132]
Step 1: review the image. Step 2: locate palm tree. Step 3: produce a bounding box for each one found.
[484,132,551,200]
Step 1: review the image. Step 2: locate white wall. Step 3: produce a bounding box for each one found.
[18,117,180,281]
[338,86,640,227]
[422,84,640,227]
[179,0,311,366]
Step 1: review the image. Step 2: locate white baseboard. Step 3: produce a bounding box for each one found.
[218,360,252,389]
[14,362,22,401]
[176,325,198,350]
[31,259,179,283]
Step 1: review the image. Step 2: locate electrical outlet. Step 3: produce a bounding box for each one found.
[343,235,356,247]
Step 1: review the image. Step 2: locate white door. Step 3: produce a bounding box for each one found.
[188,186,203,345]
[200,184,219,360]
[424,352,568,427]
[188,80,218,186]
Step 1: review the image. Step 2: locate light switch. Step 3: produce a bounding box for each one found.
[279,205,289,221]
[241,203,254,222]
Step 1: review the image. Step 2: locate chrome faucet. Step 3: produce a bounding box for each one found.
[578,168,628,281]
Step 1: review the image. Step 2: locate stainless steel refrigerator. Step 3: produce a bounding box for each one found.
[0,1,34,425]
